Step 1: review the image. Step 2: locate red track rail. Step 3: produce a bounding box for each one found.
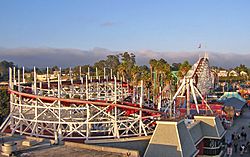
[9,88,161,115]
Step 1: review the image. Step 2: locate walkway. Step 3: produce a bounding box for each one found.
[224,107,250,157]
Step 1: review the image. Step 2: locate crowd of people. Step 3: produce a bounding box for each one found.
[226,126,250,156]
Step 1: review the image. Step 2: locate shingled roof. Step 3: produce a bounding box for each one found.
[144,121,198,157]
[188,121,203,145]
[144,116,226,157]
[193,116,226,139]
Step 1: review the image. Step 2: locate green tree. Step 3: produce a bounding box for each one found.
[171,63,181,71]
[149,59,157,80]
[105,55,120,74]
[0,60,15,81]
[130,65,140,86]
[0,87,9,123]
[118,52,136,80]
[117,63,127,80]
[51,66,59,71]
[234,64,248,74]
[94,60,106,76]
[178,60,191,78]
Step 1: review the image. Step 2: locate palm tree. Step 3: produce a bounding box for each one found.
[178,60,191,78]
[130,65,140,86]
[117,63,127,80]
[149,59,157,80]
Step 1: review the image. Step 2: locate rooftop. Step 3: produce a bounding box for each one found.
[0,133,137,157]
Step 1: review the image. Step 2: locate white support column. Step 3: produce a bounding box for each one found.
[97,82,100,98]
[57,73,62,142]
[115,76,117,103]
[8,67,14,131]
[88,67,90,77]
[194,85,213,114]
[190,79,199,113]
[47,67,50,89]
[34,66,38,135]
[80,76,83,84]
[80,76,84,99]
[139,80,143,136]
[186,79,190,116]
[96,67,98,79]
[114,76,119,138]
[158,86,162,111]
[18,69,21,92]
[59,67,62,76]
[121,77,123,102]
[166,78,186,116]
[18,69,23,133]
[70,67,73,85]
[86,104,90,139]
[85,75,88,100]
[46,67,49,82]
[111,69,113,79]
[104,67,106,79]
[9,67,13,89]
[104,78,107,100]
[34,67,37,95]
[13,66,16,85]
[22,66,25,83]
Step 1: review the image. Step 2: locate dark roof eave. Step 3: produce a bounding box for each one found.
[194,130,227,146]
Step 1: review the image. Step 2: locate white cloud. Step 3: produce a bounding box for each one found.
[0,47,249,68]
[100,21,116,27]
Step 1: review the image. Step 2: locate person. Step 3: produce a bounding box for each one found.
[234,136,239,153]
[242,126,245,132]
[237,133,241,141]
[243,132,247,141]
[227,141,233,157]
[232,132,235,141]
[240,144,245,156]
[241,131,247,141]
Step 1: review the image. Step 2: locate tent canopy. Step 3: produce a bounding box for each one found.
[223,97,246,111]
[218,92,246,103]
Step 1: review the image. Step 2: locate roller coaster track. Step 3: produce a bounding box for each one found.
[1,68,161,141]
[166,53,213,116]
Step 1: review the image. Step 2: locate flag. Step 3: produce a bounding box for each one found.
[198,44,201,49]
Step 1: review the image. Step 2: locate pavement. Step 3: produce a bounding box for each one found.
[224,106,250,157]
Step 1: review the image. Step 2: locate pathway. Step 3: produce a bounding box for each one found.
[224,107,250,157]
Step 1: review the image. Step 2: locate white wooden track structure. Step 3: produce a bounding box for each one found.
[166,53,214,117]
[0,67,160,141]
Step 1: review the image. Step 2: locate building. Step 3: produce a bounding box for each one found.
[217,70,228,77]
[240,71,248,77]
[144,116,226,157]
[37,74,47,81]
[229,70,238,77]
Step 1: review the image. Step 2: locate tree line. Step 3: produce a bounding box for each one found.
[0,52,250,120]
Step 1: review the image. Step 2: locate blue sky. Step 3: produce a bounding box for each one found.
[0,0,250,54]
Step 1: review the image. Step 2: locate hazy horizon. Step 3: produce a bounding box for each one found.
[0,47,249,69]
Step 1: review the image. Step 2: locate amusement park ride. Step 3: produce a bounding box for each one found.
[0,54,214,141]
[166,53,213,117]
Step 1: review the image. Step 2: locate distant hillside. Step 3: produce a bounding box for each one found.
[0,47,250,68]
